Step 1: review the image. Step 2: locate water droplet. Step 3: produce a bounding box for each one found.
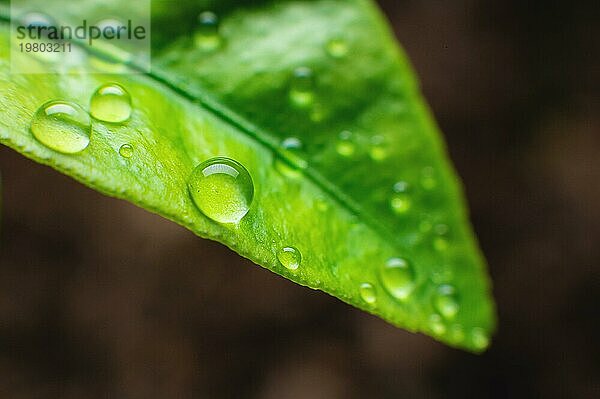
[30,100,91,154]
[427,314,447,335]
[326,38,349,58]
[471,328,490,350]
[22,11,52,26]
[391,194,411,215]
[369,135,388,161]
[379,257,415,301]
[275,137,307,177]
[278,246,301,271]
[119,143,134,158]
[420,167,437,190]
[390,181,411,214]
[194,11,222,51]
[336,130,356,157]
[188,157,254,224]
[433,284,459,320]
[433,224,450,251]
[289,67,315,108]
[359,283,377,305]
[449,324,465,343]
[90,83,132,123]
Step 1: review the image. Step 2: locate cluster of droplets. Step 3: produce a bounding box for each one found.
[31,83,133,156]
[29,19,489,348]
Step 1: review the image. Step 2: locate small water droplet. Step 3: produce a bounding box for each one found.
[391,194,411,214]
[275,137,307,177]
[278,246,301,271]
[326,38,349,58]
[449,324,465,343]
[420,167,437,190]
[433,284,459,320]
[369,135,388,161]
[390,181,411,214]
[336,130,356,157]
[379,257,415,301]
[194,11,222,51]
[359,283,377,305]
[289,67,315,108]
[30,100,91,154]
[119,143,134,158]
[188,157,254,224]
[433,224,450,251]
[471,328,490,350]
[90,83,132,123]
[428,314,447,335]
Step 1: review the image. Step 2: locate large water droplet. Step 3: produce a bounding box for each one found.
[471,328,490,350]
[30,100,91,154]
[278,246,301,271]
[433,284,459,320]
[90,83,132,123]
[194,11,222,51]
[289,67,315,108]
[379,257,415,301]
[336,130,356,157]
[359,283,377,305]
[188,157,254,224]
[326,38,349,58]
[119,143,134,158]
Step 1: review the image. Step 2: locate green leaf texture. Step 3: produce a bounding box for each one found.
[0,0,496,351]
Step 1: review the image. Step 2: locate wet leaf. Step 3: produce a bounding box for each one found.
[0,0,495,351]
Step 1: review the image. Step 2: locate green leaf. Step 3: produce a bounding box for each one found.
[0,0,495,351]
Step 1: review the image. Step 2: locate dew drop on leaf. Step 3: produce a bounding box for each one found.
[275,137,307,177]
[278,246,301,271]
[420,166,437,190]
[90,83,132,123]
[326,38,349,58]
[336,130,356,157]
[194,11,222,51]
[188,157,254,224]
[390,181,411,214]
[428,314,447,336]
[289,67,315,108]
[449,324,465,344]
[471,328,490,350]
[379,257,415,301]
[369,135,389,161]
[390,193,411,214]
[119,143,134,158]
[30,100,91,154]
[433,284,459,320]
[359,283,377,305]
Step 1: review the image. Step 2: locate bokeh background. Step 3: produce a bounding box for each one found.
[1,0,598,398]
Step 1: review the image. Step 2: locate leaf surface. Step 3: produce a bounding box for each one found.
[0,0,495,351]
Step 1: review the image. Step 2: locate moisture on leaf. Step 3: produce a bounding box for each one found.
[0,0,496,351]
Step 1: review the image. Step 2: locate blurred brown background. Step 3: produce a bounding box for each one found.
[1,1,598,398]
